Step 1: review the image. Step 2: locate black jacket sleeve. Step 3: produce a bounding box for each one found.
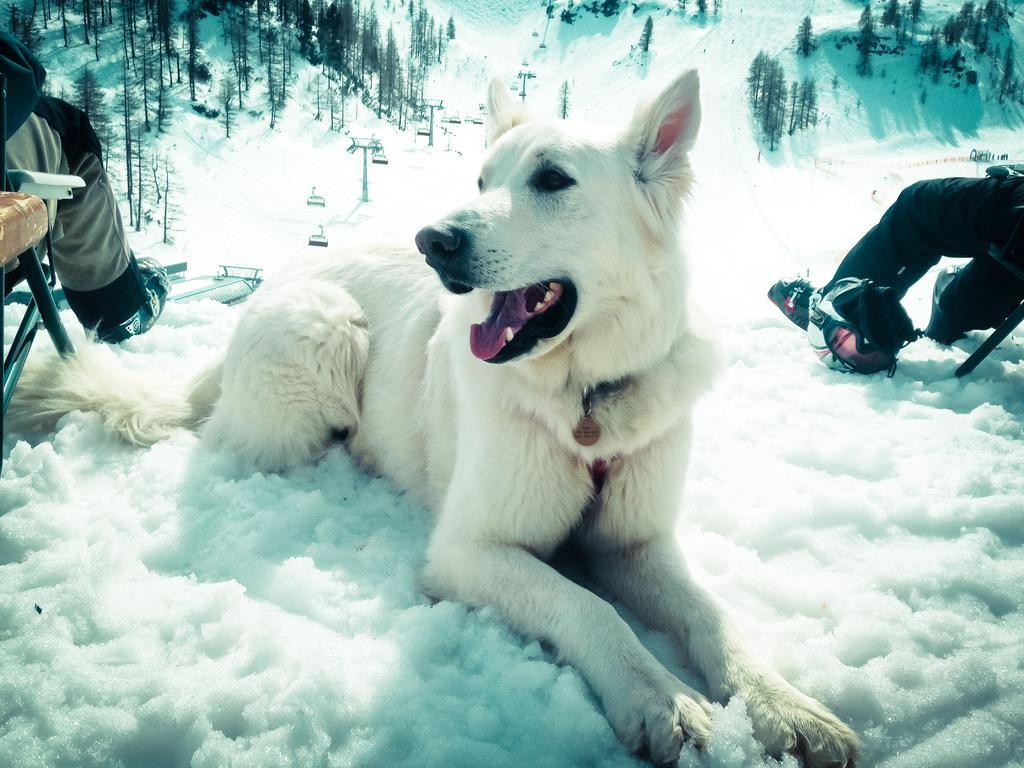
[0,30,46,139]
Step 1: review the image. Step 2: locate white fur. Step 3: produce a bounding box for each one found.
[11,70,857,766]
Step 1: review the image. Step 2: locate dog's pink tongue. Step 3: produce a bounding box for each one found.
[470,289,530,360]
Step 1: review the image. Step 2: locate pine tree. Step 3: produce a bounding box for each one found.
[266,33,279,128]
[857,6,876,76]
[639,16,653,54]
[798,78,818,129]
[446,15,455,39]
[220,76,234,137]
[559,80,570,118]
[134,121,145,231]
[747,51,787,150]
[140,34,153,131]
[910,0,923,30]
[74,68,111,163]
[787,80,799,135]
[696,0,707,13]
[761,59,786,150]
[120,59,136,225]
[882,0,900,27]
[58,0,67,46]
[187,0,198,100]
[73,67,102,120]
[999,41,1014,103]
[229,1,251,105]
[297,0,314,58]
[81,0,90,44]
[796,15,814,57]
[747,50,770,108]
[159,155,180,244]
[919,25,942,80]
[89,0,100,61]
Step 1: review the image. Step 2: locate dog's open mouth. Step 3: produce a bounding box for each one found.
[469,280,577,363]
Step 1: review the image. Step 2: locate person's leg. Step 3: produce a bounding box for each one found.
[52,149,151,333]
[823,177,1016,298]
[3,110,69,284]
[931,178,1024,334]
[6,101,166,340]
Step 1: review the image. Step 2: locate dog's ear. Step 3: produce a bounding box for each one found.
[623,69,701,204]
[486,78,529,144]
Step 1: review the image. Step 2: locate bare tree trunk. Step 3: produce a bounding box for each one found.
[121,61,134,226]
[163,160,170,243]
[141,39,151,130]
[59,0,68,46]
[135,123,144,231]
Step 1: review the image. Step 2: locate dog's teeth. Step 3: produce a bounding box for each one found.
[543,290,554,305]
[504,327,515,342]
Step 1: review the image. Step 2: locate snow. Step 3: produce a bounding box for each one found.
[4,1,1024,767]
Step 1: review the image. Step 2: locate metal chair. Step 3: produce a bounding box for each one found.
[1,74,80,469]
[955,203,1024,376]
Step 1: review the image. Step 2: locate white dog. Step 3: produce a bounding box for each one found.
[12,70,858,766]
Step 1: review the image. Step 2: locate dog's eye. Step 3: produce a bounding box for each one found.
[532,168,576,193]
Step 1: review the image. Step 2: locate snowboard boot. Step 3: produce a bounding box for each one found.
[95,257,170,343]
[768,276,817,331]
[924,266,966,345]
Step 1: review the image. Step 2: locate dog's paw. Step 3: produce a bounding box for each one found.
[606,667,713,765]
[742,677,859,768]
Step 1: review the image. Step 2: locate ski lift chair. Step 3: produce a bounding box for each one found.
[2,75,81,471]
[955,168,1024,376]
[308,225,329,247]
[219,265,264,288]
[371,153,389,166]
[416,125,431,137]
[306,185,326,207]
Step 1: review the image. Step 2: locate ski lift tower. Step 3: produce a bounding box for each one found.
[347,136,386,202]
[422,98,444,147]
[516,69,536,103]
[540,1,554,48]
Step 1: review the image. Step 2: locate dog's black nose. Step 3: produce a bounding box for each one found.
[415,224,466,262]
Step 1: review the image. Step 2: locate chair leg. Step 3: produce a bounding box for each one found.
[19,241,73,357]
[2,264,4,474]
[956,299,1024,377]
[3,299,39,413]
[1,268,43,476]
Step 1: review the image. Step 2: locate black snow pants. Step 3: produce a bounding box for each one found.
[823,175,1024,334]
[4,96,146,332]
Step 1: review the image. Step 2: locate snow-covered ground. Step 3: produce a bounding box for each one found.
[4,2,1024,766]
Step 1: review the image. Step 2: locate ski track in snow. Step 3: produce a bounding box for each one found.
[4,2,1024,767]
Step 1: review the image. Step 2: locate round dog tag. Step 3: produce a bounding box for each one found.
[573,415,601,446]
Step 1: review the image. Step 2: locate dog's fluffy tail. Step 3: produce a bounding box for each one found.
[8,342,222,446]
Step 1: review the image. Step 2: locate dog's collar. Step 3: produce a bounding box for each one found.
[573,378,631,448]
[581,377,631,418]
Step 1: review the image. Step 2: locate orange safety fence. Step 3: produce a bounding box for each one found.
[815,155,974,170]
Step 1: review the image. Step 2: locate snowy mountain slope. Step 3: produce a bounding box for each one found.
[4,1,1024,767]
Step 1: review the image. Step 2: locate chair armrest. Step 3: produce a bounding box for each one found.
[7,169,86,201]
[0,191,48,267]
